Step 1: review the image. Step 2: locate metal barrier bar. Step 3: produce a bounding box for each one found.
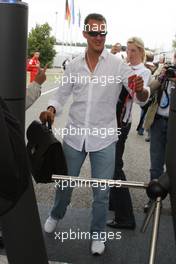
[149,197,162,264]
[52,175,148,189]
[52,175,165,264]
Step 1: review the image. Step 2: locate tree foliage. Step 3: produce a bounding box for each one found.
[28,23,56,67]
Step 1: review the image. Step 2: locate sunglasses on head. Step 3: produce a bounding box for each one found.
[86,31,107,37]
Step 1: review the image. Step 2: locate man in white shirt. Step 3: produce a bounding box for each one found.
[40,13,149,255]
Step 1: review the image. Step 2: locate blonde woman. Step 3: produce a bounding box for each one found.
[108,37,151,229]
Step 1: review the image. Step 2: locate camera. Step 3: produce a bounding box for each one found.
[165,65,176,78]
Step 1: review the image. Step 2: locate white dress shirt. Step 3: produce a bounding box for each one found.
[114,52,124,61]
[122,63,151,123]
[49,49,149,152]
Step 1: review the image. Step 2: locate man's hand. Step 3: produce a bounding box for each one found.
[111,43,121,54]
[133,75,144,93]
[39,106,55,125]
[128,75,149,102]
[34,66,47,85]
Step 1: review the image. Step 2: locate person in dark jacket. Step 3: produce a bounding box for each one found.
[0,68,46,249]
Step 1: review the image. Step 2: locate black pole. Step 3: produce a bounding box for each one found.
[0,1,26,130]
[165,86,176,241]
[0,2,48,263]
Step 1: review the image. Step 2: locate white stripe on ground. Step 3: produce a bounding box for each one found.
[0,255,70,264]
[41,87,59,96]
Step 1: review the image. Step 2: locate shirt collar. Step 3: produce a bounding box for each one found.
[100,48,108,59]
[82,47,108,61]
[130,63,144,70]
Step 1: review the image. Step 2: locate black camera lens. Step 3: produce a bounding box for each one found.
[166,66,176,78]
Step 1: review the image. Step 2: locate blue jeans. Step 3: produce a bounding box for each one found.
[150,116,168,180]
[50,141,116,236]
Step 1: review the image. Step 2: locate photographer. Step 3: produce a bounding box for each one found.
[144,62,176,212]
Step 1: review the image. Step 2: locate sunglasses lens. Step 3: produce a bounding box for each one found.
[100,31,107,36]
[87,31,107,37]
[88,31,98,36]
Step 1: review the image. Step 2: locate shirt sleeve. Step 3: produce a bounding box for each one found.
[48,64,74,115]
[26,81,41,109]
[119,61,135,92]
[133,86,150,106]
[28,59,33,65]
[135,68,151,105]
[119,61,150,105]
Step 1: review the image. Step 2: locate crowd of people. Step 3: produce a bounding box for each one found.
[1,12,175,258]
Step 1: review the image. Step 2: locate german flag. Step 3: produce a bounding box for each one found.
[65,0,71,26]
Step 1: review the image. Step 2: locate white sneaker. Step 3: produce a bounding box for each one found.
[44,216,58,233]
[91,240,105,255]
